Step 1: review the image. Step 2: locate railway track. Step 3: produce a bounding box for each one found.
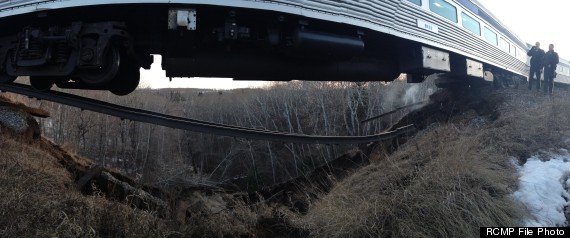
[0,83,416,144]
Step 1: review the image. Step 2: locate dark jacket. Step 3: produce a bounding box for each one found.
[543,50,559,70]
[527,46,545,68]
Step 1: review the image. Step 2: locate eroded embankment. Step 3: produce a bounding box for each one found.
[297,88,570,237]
[2,86,568,237]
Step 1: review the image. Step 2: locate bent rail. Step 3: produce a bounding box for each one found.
[0,83,416,144]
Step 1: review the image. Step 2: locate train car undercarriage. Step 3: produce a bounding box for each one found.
[0,4,494,95]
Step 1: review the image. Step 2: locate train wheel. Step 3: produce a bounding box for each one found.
[0,57,16,83]
[0,71,15,83]
[468,78,491,89]
[435,76,467,89]
[109,64,140,96]
[493,75,518,89]
[30,76,54,91]
[78,47,120,86]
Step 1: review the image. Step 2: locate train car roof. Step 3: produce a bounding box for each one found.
[463,0,570,62]
[458,0,528,50]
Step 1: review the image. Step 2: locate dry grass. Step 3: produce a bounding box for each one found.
[298,89,570,238]
[0,133,270,237]
[0,137,174,237]
[180,198,268,237]
[488,90,570,160]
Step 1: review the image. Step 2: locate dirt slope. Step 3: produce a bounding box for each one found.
[0,137,175,237]
[298,88,570,237]
[0,95,280,237]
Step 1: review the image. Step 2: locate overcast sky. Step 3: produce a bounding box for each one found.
[140,0,568,89]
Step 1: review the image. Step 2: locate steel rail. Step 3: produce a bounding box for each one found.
[0,83,416,144]
[1,83,296,135]
[361,101,427,124]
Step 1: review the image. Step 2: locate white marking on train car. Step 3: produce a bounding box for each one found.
[416,19,438,33]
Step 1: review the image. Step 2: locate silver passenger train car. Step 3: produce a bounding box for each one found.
[0,0,566,95]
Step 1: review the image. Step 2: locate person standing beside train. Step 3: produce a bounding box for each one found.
[527,42,545,91]
[543,44,559,96]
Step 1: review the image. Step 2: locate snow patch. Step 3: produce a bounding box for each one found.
[512,154,570,227]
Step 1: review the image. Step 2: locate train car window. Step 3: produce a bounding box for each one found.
[500,38,510,53]
[429,0,458,23]
[461,12,480,35]
[483,27,498,45]
[407,0,422,6]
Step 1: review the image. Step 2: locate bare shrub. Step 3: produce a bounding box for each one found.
[5,79,436,188]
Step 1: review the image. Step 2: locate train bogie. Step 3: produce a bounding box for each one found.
[0,20,140,95]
